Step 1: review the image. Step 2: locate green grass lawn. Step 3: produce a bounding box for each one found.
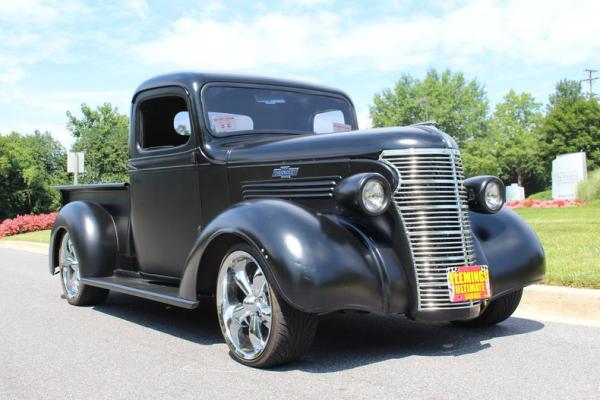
[0,229,51,243]
[515,203,600,288]
[1,204,599,288]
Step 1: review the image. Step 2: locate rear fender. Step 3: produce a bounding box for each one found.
[49,201,118,277]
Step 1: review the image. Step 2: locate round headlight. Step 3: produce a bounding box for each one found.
[361,178,389,215]
[484,181,503,211]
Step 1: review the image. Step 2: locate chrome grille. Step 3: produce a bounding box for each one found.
[381,148,477,311]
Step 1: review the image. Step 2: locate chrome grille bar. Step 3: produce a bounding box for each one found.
[381,148,477,311]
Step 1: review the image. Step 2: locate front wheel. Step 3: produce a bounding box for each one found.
[58,231,109,306]
[453,289,523,327]
[216,243,318,368]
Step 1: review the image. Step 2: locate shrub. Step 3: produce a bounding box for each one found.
[577,169,600,202]
[506,199,585,209]
[0,212,57,238]
[527,190,552,200]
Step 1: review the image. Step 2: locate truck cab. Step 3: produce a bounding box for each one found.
[49,72,545,367]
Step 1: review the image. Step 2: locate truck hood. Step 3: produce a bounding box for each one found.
[221,125,456,164]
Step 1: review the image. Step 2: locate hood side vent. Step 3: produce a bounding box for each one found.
[241,176,341,200]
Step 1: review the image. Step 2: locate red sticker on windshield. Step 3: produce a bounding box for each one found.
[333,122,352,132]
[213,115,236,132]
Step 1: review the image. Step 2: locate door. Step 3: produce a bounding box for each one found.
[128,87,203,279]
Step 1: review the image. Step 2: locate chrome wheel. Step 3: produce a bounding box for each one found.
[216,250,272,360]
[59,233,80,299]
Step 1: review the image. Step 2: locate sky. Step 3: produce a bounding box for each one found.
[1,0,599,149]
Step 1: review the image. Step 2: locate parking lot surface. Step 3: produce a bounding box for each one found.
[1,248,599,399]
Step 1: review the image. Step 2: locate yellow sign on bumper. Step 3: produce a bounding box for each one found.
[448,265,491,302]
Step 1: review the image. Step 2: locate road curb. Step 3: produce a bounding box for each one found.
[520,284,600,321]
[0,240,598,322]
[0,241,49,255]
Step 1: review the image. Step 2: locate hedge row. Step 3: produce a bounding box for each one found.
[506,199,585,208]
[0,212,57,238]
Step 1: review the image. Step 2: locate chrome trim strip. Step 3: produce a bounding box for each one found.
[381,148,459,157]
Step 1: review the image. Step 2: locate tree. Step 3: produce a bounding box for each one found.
[9,131,69,213]
[67,103,129,183]
[369,69,490,144]
[461,136,501,178]
[541,80,600,171]
[492,90,546,192]
[0,135,24,220]
[0,131,68,220]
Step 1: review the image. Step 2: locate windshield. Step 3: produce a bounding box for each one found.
[203,85,356,137]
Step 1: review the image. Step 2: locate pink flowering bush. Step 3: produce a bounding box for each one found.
[506,199,586,209]
[0,212,57,238]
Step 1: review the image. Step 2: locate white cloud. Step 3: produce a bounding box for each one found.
[0,88,131,149]
[124,0,149,19]
[0,0,90,25]
[135,0,600,73]
[0,0,90,86]
[284,0,334,5]
[14,90,131,115]
[0,67,24,84]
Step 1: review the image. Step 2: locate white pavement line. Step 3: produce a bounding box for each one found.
[514,311,600,328]
[0,241,49,255]
[526,284,600,296]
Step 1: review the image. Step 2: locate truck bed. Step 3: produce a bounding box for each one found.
[55,183,134,266]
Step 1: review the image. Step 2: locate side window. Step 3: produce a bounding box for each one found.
[313,110,352,133]
[139,96,191,150]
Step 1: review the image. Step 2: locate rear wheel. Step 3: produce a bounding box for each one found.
[59,231,109,306]
[216,243,317,368]
[453,289,523,327]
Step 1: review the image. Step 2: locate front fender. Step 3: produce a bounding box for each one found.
[49,201,118,277]
[180,199,388,314]
[470,207,545,298]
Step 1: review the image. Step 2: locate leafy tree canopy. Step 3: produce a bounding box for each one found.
[370,69,489,144]
[0,131,68,220]
[492,90,547,191]
[541,80,600,170]
[67,103,129,183]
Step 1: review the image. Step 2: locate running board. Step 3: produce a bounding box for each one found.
[81,275,199,309]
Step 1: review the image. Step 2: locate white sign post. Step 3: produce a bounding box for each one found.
[67,152,84,185]
[551,152,587,200]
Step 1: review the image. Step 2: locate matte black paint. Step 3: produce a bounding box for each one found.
[470,207,545,297]
[50,201,119,277]
[181,199,388,313]
[49,72,545,322]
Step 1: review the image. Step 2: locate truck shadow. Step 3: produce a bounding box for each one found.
[283,312,544,373]
[93,292,544,373]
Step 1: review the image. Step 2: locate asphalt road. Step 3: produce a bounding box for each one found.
[1,248,599,400]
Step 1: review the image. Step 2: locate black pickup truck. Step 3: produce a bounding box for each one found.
[49,72,544,367]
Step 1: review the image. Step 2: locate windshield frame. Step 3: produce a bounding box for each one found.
[199,82,357,138]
